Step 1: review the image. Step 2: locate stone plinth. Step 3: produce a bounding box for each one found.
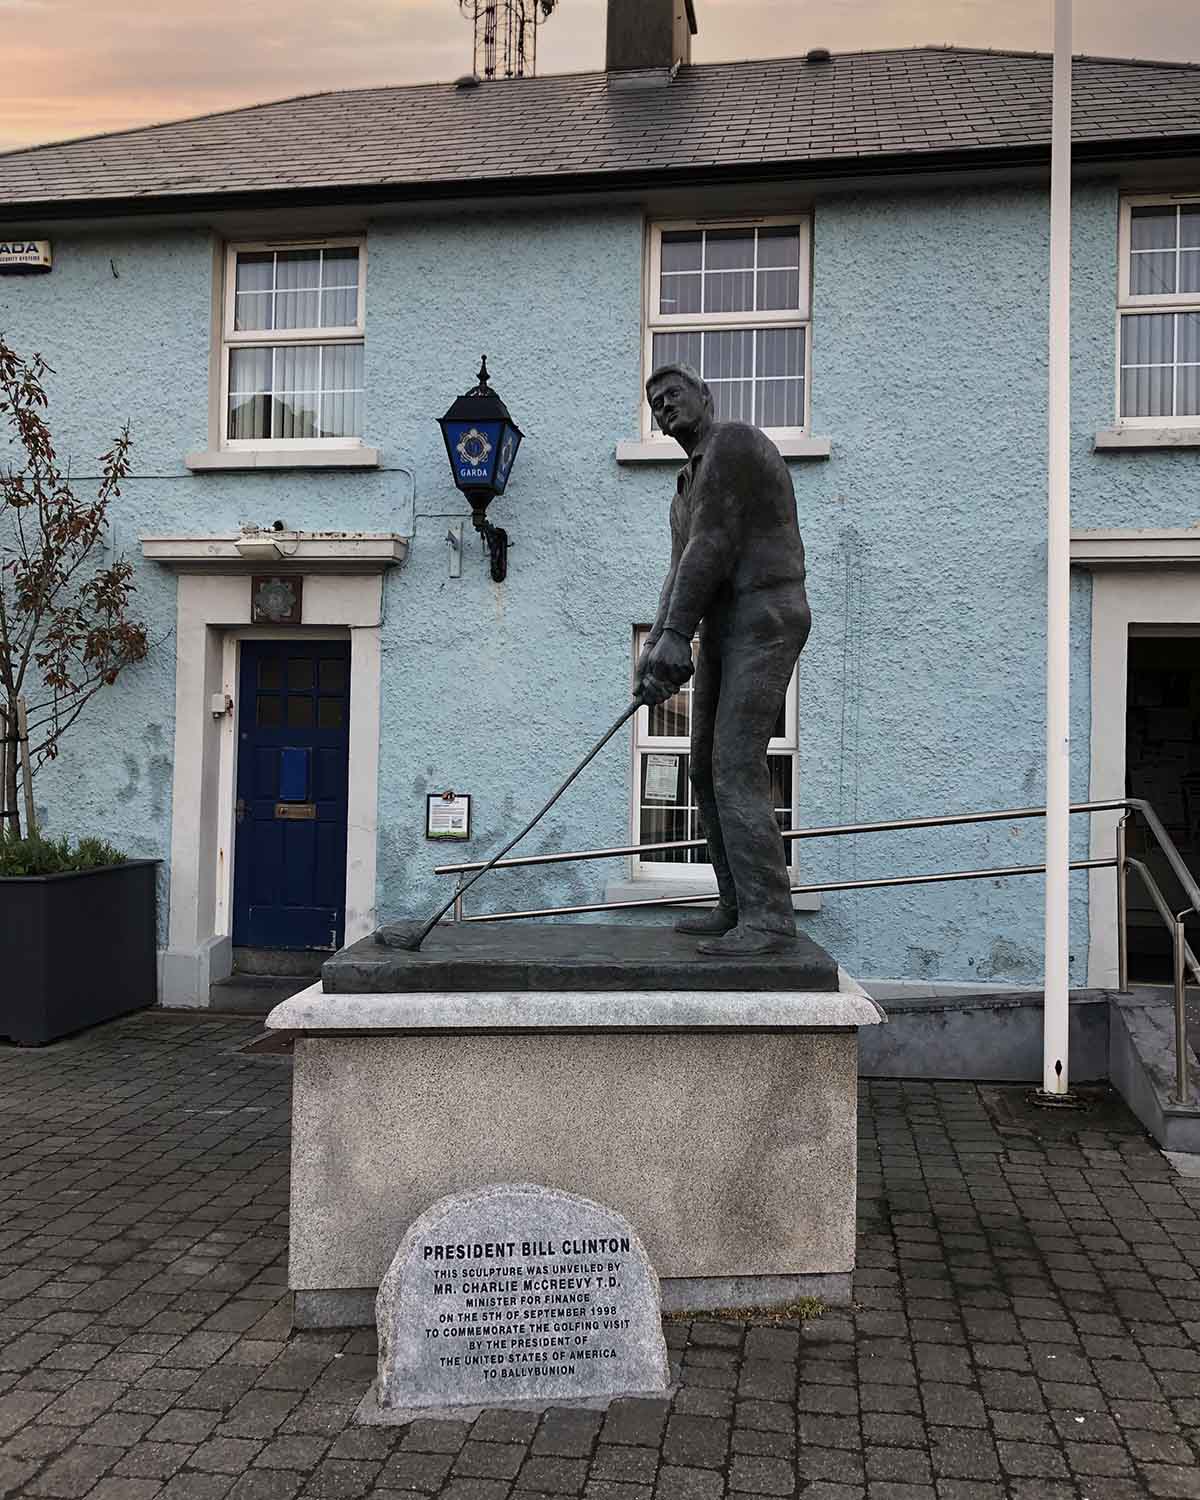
[267,923,884,1329]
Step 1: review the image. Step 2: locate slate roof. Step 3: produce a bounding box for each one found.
[3,46,1200,214]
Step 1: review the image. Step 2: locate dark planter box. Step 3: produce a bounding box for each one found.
[1,860,158,1045]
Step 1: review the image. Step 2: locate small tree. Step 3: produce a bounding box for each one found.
[0,336,149,838]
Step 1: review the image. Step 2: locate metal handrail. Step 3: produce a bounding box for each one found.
[434,798,1134,876]
[431,793,1197,1106]
[456,857,1117,922]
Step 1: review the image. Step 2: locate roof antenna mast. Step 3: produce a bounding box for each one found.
[458,1,560,80]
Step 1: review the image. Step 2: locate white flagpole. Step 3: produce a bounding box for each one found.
[1043,0,1072,1097]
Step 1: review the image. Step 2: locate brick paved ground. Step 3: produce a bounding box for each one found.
[1,1012,1198,1500]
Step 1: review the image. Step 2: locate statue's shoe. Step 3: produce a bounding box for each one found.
[674,905,738,936]
[696,924,798,958]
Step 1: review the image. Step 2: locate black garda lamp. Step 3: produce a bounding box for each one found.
[438,356,524,582]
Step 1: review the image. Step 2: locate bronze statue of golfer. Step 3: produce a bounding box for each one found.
[635,364,811,957]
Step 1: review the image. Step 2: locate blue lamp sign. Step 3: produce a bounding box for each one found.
[438,357,524,582]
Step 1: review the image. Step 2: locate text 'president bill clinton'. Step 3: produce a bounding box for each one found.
[635,363,811,958]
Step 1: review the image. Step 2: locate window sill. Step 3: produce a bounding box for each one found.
[604,877,821,913]
[185,446,382,472]
[1094,428,1200,450]
[615,436,832,464]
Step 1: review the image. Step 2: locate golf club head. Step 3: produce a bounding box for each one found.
[374,919,430,951]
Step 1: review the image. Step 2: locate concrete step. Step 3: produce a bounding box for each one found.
[231,946,326,978]
[208,973,316,1015]
[1109,987,1200,1153]
[857,980,1200,1152]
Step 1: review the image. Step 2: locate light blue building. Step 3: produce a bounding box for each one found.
[3,1,1200,1008]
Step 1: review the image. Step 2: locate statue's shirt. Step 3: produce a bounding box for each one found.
[665,421,808,640]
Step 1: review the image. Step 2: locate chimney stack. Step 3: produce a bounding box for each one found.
[606,0,697,72]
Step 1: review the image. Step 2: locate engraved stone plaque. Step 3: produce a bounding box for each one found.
[375,1183,669,1411]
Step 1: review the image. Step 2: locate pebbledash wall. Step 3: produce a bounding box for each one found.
[1,179,1189,995]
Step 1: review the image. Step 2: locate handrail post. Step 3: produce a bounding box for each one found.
[1116,816,1129,991]
[454,891,464,924]
[1174,914,1190,1105]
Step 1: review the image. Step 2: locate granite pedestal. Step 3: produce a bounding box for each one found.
[266,924,884,1329]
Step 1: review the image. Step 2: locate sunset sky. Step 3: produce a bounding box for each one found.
[2,0,1200,155]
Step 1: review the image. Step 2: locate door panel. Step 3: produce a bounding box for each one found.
[233,639,351,950]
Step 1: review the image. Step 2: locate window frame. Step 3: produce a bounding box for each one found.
[1116,195,1200,430]
[220,237,368,452]
[641,215,813,444]
[629,626,800,882]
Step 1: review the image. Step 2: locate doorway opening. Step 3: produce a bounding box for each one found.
[1124,628,1200,982]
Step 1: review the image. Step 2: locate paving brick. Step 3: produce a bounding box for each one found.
[727,1454,795,1494]
[662,1414,727,1469]
[84,1479,164,1500]
[532,1409,603,1457]
[598,1400,667,1447]
[588,1446,659,1484]
[453,1442,525,1480]
[653,1467,723,1500]
[517,1455,589,1492]
[377,1450,455,1492]
[25,1441,115,1496]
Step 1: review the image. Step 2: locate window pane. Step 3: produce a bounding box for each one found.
[258,658,283,690]
[758,378,803,428]
[275,396,318,439]
[756,268,801,311]
[229,346,272,394]
[235,291,274,332]
[318,698,346,728]
[275,249,322,290]
[1177,364,1200,417]
[288,658,314,690]
[661,232,702,274]
[1131,206,1177,251]
[651,331,702,372]
[275,288,321,330]
[320,392,363,438]
[287,696,315,729]
[704,269,754,314]
[228,393,271,441]
[768,754,793,820]
[705,230,754,271]
[759,326,804,377]
[256,694,282,728]
[1178,313,1200,364]
[235,252,274,292]
[1181,250,1200,297]
[323,343,364,389]
[660,272,702,315]
[1121,313,1173,365]
[275,345,320,392]
[1131,250,1177,296]
[321,287,358,326]
[703,329,754,380]
[757,228,801,269]
[1121,364,1173,418]
[323,246,360,285]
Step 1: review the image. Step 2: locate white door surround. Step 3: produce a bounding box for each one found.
[1074,530,1200,988]
[143,534,405,1007]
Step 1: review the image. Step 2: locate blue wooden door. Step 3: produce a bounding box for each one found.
[233,640,351,950]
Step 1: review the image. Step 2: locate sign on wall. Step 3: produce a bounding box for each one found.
[0,240,52,274]
[426,792,471,841]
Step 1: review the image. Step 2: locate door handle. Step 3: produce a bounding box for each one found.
[235,797,246,824]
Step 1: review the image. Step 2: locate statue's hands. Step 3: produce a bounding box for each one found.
[638,628,694,706]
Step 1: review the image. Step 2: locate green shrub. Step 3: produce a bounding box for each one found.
[0,833,127,877]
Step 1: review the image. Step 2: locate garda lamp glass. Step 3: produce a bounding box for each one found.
[438,355,523,582]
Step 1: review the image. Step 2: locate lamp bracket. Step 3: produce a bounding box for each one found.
[474,516,508,583]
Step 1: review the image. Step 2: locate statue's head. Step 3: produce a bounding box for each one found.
[646,362,714,447]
